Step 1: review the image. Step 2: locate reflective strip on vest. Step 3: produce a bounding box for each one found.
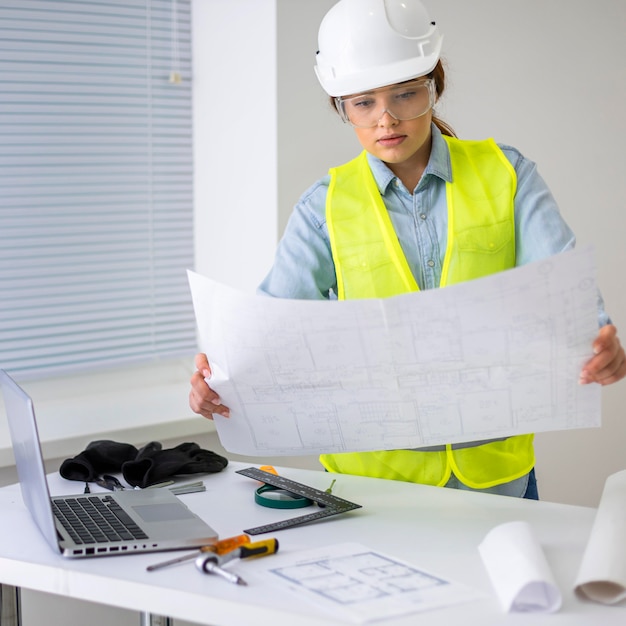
[321,136,535,489]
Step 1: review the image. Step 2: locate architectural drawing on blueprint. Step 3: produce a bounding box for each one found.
[272,551,448,604]
[188,246,601,457]
[266,543,483,622]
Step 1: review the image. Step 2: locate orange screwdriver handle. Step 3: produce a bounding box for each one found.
[200,533,250,555]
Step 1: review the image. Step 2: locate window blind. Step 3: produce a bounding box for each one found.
[0,0,196,380]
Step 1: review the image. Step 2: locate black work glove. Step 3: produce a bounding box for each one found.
[121,441,228,488]
[59,440,139,482]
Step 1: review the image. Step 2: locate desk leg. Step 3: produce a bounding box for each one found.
[139,613,172,626]
[0,584,21,626]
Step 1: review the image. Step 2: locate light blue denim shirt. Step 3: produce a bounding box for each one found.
[259,125,609,325]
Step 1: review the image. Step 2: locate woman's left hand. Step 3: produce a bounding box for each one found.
[579,324,626,386]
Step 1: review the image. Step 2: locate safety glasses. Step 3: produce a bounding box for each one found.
[335,78,436,128]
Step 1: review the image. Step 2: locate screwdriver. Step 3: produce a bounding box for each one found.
[195,538,280,585]
[146,533,251,571]
[196,557,248,586]
[216,538,280,565]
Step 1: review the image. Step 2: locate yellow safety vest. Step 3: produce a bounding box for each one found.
[320,136,534,489]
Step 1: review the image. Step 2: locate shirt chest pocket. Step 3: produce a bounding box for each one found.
[455,220,513,254]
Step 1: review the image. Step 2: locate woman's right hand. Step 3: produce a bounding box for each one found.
[189,353,230,419]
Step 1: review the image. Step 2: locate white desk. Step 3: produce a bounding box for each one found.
[1,462,624,625]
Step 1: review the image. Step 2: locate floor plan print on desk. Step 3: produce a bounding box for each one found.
[265,543,483,623]
[188,246,601,456]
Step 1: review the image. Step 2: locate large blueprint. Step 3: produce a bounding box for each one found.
[188,247,601,456]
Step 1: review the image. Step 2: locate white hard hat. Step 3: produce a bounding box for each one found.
[315,0,443,97]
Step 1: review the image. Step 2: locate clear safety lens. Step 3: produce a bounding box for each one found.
[335,79,435,128]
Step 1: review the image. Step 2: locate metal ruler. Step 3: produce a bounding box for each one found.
[236,467,362,535]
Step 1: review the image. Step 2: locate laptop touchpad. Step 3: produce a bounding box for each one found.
[132,503,196,522]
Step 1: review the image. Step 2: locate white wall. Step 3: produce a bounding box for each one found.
[276,0,360,234]
[425,0,626,507]
[193,0,278,291]
[272,0,626,507]
[196,0,626,508]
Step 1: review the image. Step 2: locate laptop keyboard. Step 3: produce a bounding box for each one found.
[52,495,149,545]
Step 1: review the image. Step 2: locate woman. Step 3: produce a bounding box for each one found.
[189,0,625,498]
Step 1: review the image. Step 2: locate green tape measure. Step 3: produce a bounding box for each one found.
[255,484,314,509]
[236,467,362,535]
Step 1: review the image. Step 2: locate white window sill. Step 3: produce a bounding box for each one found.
[0,358,215,468]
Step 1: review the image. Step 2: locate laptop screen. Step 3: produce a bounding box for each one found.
[0,369,62,553]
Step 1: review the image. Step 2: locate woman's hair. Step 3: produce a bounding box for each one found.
[428,60,456,138]
[329,59,456,138]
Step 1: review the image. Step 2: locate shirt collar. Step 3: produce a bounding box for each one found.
[365,124,453,194]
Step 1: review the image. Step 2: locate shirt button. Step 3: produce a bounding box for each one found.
[427,260,435,268]
[420,213,427,220]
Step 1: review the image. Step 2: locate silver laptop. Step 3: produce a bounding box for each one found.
[0,369,218,558]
